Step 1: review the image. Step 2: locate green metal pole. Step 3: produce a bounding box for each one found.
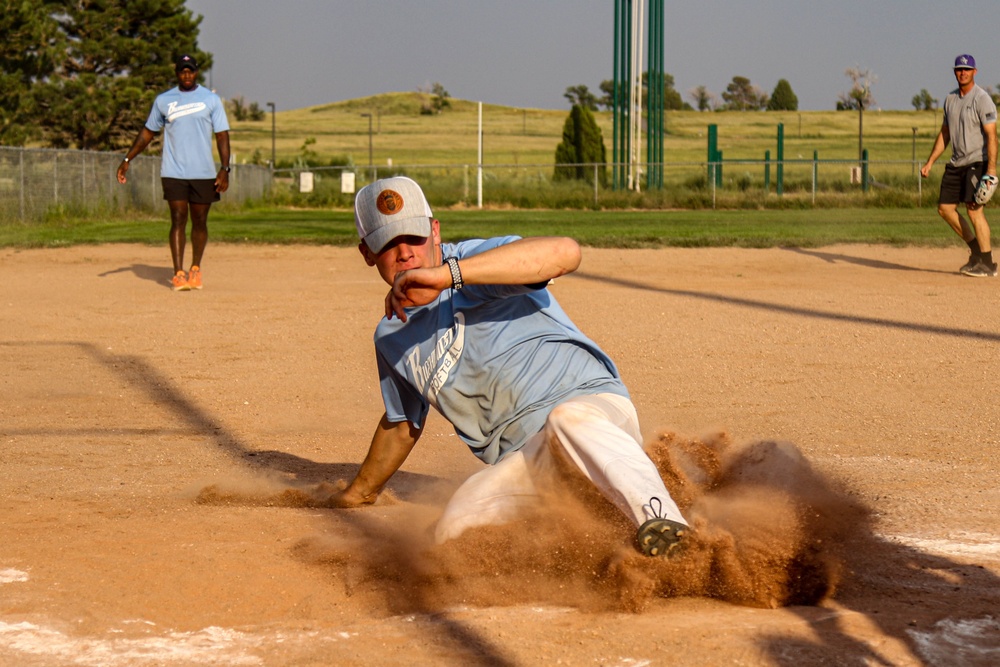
[776,123,784,196]
[655,0,660,188]
[612,0,620,190]
[646,0,664,189]
[707,124,717,187]
[862,148,869,193]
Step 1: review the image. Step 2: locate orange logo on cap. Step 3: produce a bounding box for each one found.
[375,189,404,215]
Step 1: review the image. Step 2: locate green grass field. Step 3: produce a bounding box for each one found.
[0,207,960,250]
[1,93,973,248]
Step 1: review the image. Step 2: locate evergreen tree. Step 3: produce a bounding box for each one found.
[553,104,607,185]
[767,79,798,111]
[0,1,61,145]
[26,0,209,150]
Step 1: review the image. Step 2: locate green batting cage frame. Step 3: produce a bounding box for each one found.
[613,0,665,191]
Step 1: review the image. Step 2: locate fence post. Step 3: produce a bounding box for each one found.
[764,149,770,192]
[776,123,784,196]
[812,150,818,205]
[862,148,869,193]
[710,162,717,209]
[54,153,59,206]
[593,164,599,206]
[81,151,86,208]
[19,147,25,220]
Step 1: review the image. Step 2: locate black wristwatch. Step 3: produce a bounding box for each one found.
[222,166,231,173]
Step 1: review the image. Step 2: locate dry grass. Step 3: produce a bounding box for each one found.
[228,92,943,169]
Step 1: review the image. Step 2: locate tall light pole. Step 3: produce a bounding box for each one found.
[360,113,373,179]
[266,102,275,169]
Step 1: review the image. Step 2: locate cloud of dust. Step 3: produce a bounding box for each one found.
[194,476,392,508]
[195,431,870,614]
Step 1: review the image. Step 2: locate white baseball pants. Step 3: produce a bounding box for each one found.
[433,393,687,544]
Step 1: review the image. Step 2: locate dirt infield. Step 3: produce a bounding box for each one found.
[1,243,998,666]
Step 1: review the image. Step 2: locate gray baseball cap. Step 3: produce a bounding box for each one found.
[354,176,433,253]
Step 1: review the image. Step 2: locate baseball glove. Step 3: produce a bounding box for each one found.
[975,174,998,205]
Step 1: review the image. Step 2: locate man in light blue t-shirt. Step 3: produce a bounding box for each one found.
[117,54,231,291]
[328,176,690,559]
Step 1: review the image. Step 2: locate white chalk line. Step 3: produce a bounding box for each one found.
[908,616,1000,664]
[0,530,997,665]
[0,568,28,584]
[0,622,265,666]
[882,532,1000,561]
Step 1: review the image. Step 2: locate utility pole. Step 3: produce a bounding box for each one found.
[266,102,276,169]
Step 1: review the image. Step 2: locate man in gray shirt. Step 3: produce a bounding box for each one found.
[920,53,999,277]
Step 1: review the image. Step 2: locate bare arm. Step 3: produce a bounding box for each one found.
[387,236,582,321]
[116,127,157,184]
[215,130,231,193]
[985,122,997,176]
[326,414,422,507]
[920,123,950,178]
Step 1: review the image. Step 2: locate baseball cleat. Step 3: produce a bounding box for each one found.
[959,255,979,274]
[961,259,998,277]
[636,517,688,557]
[636,497,688,558]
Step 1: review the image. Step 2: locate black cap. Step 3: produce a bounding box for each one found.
[175,54,199,72]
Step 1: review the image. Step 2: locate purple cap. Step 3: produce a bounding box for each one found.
[954,54,976,70]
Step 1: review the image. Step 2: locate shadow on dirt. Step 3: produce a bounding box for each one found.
[781,247,954,274]
[573,272,1000,342]
[26,333,996,667]
[764,536,1000,666]
[97,263,174,287]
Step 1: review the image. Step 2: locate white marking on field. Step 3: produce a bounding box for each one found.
[884,532,1000,560]
[0,622,263,666]
[0,569,28,584]
[908,616,1000,665]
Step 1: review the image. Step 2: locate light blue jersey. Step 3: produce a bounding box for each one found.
[145,85,229,179]
[373,236,628,465]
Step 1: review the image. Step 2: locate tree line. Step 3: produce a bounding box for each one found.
[0,0,214,150]
[566,68,1000,115]
[0,1,278,151]
[564,74,799,112]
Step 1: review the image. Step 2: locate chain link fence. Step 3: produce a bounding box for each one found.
[2,145,936,222]
[0,146,271,222]
[272,156,933,209]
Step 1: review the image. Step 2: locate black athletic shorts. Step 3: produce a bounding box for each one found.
[939,162,985,205]
[161,178,220,204]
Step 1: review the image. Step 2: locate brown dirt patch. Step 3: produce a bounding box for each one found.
[1,243,998,666]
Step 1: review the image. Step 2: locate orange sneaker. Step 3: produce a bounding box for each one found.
[187,266,203,290]
[171,270,190,291]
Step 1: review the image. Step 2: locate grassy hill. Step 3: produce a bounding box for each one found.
[228,91,943,169]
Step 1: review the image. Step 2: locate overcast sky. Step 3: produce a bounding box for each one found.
[185,0,999,113]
